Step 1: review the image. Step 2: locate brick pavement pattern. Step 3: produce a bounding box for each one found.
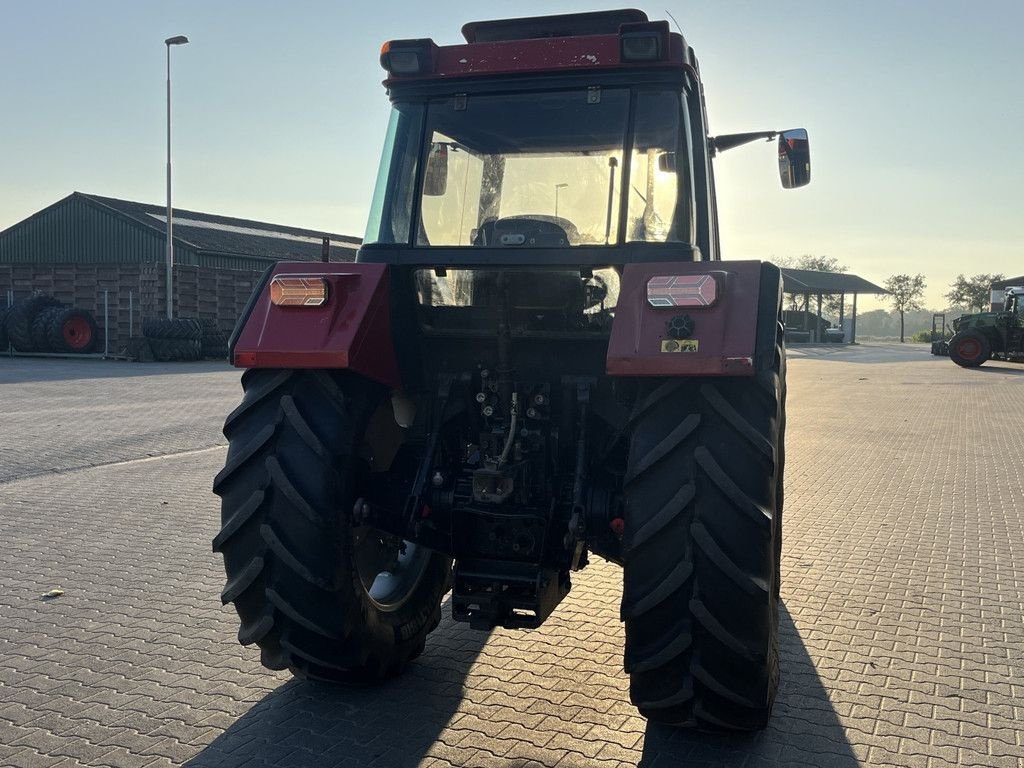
[0,346,1022,767]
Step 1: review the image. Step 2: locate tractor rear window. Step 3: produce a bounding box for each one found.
[417,89,630,247]
[364,88,696,249]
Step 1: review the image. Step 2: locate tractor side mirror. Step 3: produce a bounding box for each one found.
[657,151,677,173]
[778,129,810,189]
[423,142,449,196]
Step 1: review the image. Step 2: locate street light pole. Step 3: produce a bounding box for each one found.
[165,35,189,320]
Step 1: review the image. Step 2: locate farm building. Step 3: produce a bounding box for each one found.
[0,192,359,352]
[992,275,1024,311]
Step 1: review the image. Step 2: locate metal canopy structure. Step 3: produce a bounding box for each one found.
[780,268,888,344]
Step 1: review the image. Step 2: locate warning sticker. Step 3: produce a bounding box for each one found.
[661,339,699,353]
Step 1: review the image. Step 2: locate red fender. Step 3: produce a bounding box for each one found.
[607,260,771,377]
[231,262,400,388]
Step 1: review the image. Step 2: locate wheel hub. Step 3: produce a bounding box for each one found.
[63,316,93,350]
[352,524,428,611]
[958,338,980,360]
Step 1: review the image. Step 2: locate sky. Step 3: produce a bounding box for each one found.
[1,1,1022,311]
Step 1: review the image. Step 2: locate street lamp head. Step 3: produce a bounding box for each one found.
[165,35,189,46]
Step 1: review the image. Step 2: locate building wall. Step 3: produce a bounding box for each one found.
[0,263,263,354]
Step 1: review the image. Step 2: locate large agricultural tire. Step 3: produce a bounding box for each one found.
[47,307,98,353]
[0,307,10,350]
[7,294,60,352]
[213,369,452,683]
[148,337,202,362]
[142,317,203,340]
[621,330,784,731]
[774,319,786,600]
[948,330,991,368]
[199,319,229,359]
[31,306,65,352]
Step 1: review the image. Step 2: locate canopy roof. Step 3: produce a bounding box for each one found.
[781,268,887,295]
[992,275,1024,289]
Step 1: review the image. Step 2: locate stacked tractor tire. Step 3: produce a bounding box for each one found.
[1,293,98,354]
[142,318,202,361]
[141,318,229,362]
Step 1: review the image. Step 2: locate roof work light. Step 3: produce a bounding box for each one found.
[619,21,670,62]
[380,39,439,76]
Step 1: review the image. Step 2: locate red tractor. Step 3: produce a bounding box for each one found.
[214,10,810,731]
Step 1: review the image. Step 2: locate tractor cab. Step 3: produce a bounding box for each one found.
[362,11,808,270]
[1005,287,1022,318]
[357,9,810,381]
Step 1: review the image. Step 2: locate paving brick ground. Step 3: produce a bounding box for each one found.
[0,346,1022,767]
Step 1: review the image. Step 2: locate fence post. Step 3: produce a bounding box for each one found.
[5,290,11,355]
[104,290,109,357]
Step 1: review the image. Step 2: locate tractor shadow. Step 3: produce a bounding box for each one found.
[185,606,491,768]
[0,356,231,384]
[638,603,859,767]
[968,363,1024,376]
[188,601,860,768]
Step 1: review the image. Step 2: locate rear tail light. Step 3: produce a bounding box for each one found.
[380,39,439,76]
[269,276,329,307]
[646,274,717,308]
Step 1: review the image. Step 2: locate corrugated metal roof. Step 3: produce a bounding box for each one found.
[781,268,887,295]
[0,193,175,266]
[0,192,360,269]
[992,275,1024,289]
[83,193,359,263]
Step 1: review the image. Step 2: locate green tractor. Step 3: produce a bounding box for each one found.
[948,287,1023,367]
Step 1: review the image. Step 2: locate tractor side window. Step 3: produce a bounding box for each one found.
[420,134,485,246]
[626,91,695,244]
[364,103,424,245]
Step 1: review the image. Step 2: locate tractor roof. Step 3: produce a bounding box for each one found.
[461,9,649,43]
[379,9,694,86]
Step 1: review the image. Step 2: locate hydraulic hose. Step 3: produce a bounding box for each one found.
[498,392,518,466]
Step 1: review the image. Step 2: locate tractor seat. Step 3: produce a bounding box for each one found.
[473,216,579,248]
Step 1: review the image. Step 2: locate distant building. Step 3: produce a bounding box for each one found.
[991,275,1024,311]
[780,268,887,343]
[0,192,360,350]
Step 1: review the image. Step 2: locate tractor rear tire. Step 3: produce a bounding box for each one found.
[32,306,65,352]
[213,369,452,683]
[47,308,98,353]
[948,330,991,367]
[199,319,229,359]
[148,337,201,362]
[0,307,9,350]
[142,317,203,340]
[7,294,60,352]
[622,337,783,731]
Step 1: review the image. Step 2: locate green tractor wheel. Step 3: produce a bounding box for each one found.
[948,330,991,368]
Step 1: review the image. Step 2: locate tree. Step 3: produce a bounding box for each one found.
[945,273,1004,312]
[884,273,927,342]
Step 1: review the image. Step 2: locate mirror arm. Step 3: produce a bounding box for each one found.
[708,130,780,156]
